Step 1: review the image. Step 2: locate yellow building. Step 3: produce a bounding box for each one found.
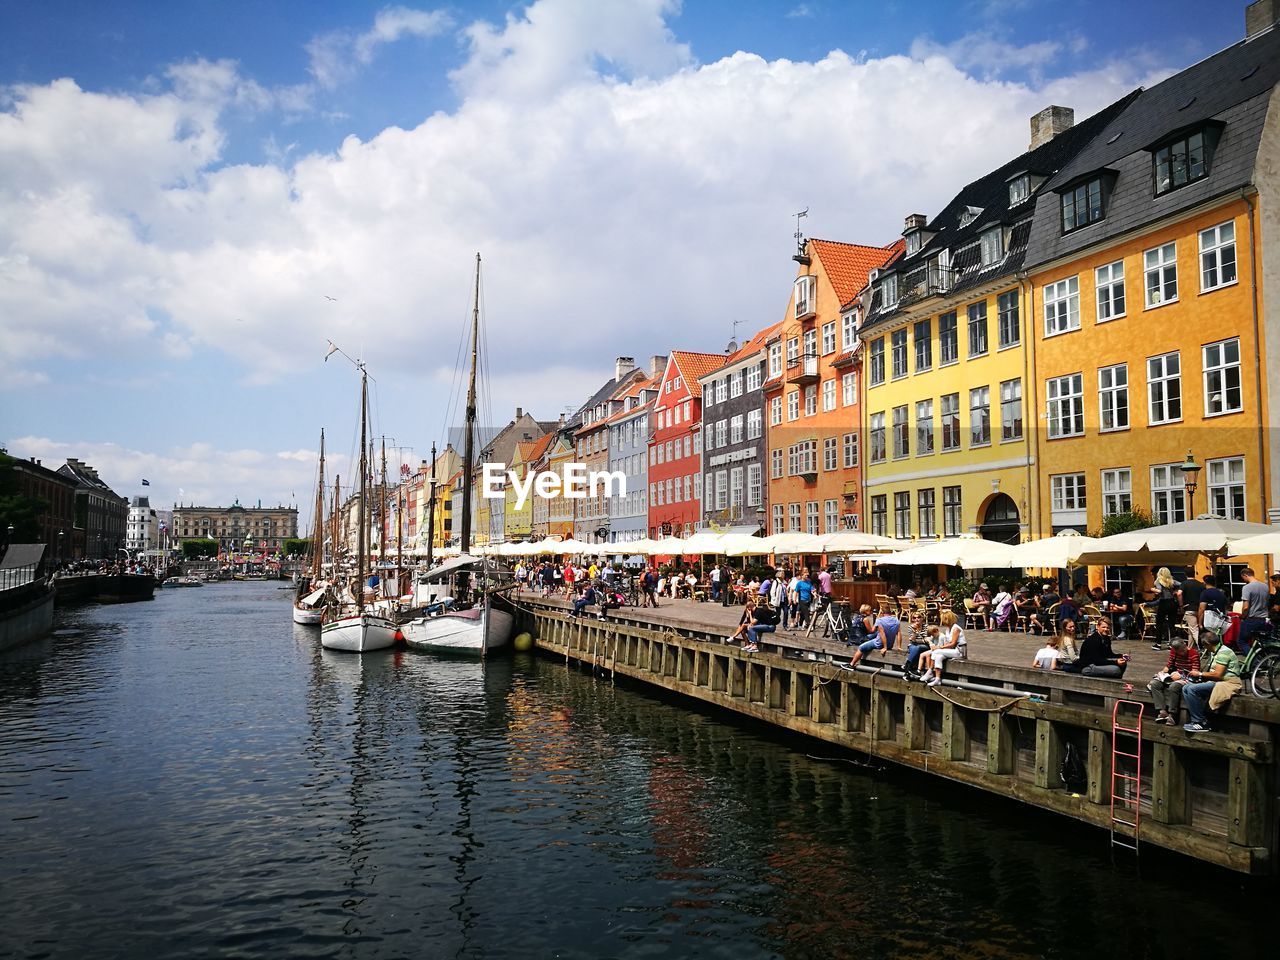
[1024,20,1280,589]
[857,97,1135,544]
[504,435,552,541]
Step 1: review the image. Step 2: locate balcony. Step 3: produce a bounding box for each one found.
[788,355,819,385]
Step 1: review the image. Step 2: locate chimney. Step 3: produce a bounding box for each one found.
[614,356,635,382]
[1247,0,1279,36]
[903,213,927,234]
[1029,105,1075,150]
[649,354,668,378]
[515,406,523,420]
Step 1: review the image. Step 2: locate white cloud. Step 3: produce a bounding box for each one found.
[308,5,451,89]
[910,31,1063,76]
[786,4,815,18]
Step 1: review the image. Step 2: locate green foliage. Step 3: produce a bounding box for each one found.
[283,538,311,557]
[181,539,218,559]
[0,451,49,544]
[1093,508,1155,538]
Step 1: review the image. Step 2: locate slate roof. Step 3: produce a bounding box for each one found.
[1025,24,1280,269]
[860,88,1139,333]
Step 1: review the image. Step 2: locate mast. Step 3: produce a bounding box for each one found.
[332,474,341,579]
[311,429,326,578]
[426,441,437,567]
[357,367,369,613]
[379,437,388,565]
[460,252,480,554]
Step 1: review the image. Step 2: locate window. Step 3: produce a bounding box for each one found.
[996,290,1019,347]
[804,384,817,416]
[1203,338,1242,416]
[684,435,691,458]
[746,363,762,392]
[667,439,675,461]
[980,227,1003,267]
[882,274,898,308]
[824,499,839,534]
[1199,221,1237,292]
[685,474,692,503]
[999,379,1022,441]
[714,378,726,404]
[871,495,888,537]
[770,396,782,426]
[823,436,838,471]
[1098,363,1129,432]
[869,338,885,385]
[842,371,857,406]
[802,328,816,362]
[771,448,783,479]
[894,492,911,539]
[822,321,837,355]
[806,501,820,535]
[917,489,936,538]
[747,409,762,440]
[842,312,857,351]
[714,471,728,510]
[730,415,743,444]
[870,412,886,463]
[1153,128,1211,195]
[795,275,815,316]
[788,440,817,476]
[905,230,922,256]
[1150,464,1186,524]
[729,467,744,508]
[1147,352,1181,424]
[1051,473,1087,511]
[786,336,799,367]
[891,329,908,379]
[915,400,934,456]
[914,320,932,371]
[1008,174,1030,205]
[1102,468,1132,517]
[747,464,762,507]
[1043,276,1080,335]
[891,405,910,459]
[967,301,988,357]
[729,372,743,398]
[1207,457,1246,520]
[969,386,990,447]
[939,311,958,364]
[693,431,701,455]
[940,393,961,451]
[842,432,858,468]
[943,486,962,537]
[769,343,782,378]
[1046,373,1084,438]
[772,503,784,535]
[788,502,802,532]
[652,481,660,506]
[787,390,799,421]
[822,379,836,412]
[715,420,727,448]
[1095,260,1126,321]
[1061,177,1104,232]
[656,443,664,464]
[1144,242,1178,307]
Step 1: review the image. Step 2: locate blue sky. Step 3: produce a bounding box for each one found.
[0,0,1250,520]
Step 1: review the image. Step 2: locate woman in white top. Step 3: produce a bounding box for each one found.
[921,610,966,687]
[1032,635,1061,670]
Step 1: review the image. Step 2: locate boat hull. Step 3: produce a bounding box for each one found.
[402,602,514,656]
[292,603,324,626]
[320,612,397,652]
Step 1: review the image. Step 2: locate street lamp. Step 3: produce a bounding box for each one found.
[57,530,64,568]
[1179,449,1202,518]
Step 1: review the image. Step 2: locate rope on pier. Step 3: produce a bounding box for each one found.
[929,684,1027,714]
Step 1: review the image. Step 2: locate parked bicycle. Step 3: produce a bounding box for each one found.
[1240,624,1280,698]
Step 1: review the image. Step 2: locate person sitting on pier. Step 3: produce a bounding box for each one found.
[742,600,779,653]
[1062,616,1129,677]
[902,615,933,680]
[847,604,874,646]
[1181,629,1243,733]
[1148,636,1200,725]
[846,606,899,668]
[570,582,598,618]
[1032,635,1062,670]
[918,610,966,686]
[730,596,757,645]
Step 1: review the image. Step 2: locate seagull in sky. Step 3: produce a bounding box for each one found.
[324,295,337,302]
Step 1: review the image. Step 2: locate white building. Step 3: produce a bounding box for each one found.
[126,496,159,554]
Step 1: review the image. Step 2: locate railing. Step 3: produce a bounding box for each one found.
[0,563,40,592]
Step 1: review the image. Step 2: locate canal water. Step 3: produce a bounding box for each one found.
[0,582,1270,959]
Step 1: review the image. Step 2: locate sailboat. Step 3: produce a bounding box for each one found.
[401,254,515,656]
[293,429,328,626]
[321,363,398,652]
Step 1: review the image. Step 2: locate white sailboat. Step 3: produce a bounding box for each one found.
[401,253,515,657]
[322,361,397,652]
[293,428,328,626]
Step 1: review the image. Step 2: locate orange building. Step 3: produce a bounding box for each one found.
[763,238,900,537]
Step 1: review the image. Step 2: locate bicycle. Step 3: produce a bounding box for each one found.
[1240,625,1280,698]
[805,595,851,643]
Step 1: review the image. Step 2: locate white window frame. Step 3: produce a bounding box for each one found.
[746,409,762,440]
[770,396,782,426]
[730,415,743,445]
[842,432,858,469]
[824,499,839,534]
[1043,276,1080,336]
[1046,373,1084,439]
[1098,363,1129,433]
[1199,221,1237,293]
[787,390,799,422]
[842,371,857,407]
[1095,259,1126,322]
[841,312,857,351]
[821,321,837,355]
[768,343,782,378]
[729,372,743,399]
[1051,473,1087,512]
[1207,456,1246,521]
[1150,463,1187,525]
[747,463,762,507]
[979,227,1003,267]
[804,384,817,417]
[1101,468,1132,518]
[771,448,783,479]
[772,503,784,535]
[1203,337,1242,417]
[794,275,816,317]
[823,436,838,471]
[822,378,837,412]
[1147,351,1182,425]
[1144,241,1178,308]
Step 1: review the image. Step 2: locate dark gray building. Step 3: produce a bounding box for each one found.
[57,459,128,560]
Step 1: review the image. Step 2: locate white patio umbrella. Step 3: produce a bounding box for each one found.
[678,531,730,554]
[650,536,692,556]
[999,531,1106,569]
[814,530,900,553]
[1075,517,1274,563]
[758,533,826,555]
[1226,531,1280,558]
[722,535,779,557]
[874,537,1014,569]
[624,537,663,555]
[550,538,596,555]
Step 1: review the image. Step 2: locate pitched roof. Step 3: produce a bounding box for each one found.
[669,351,728,398]
[810,239,904,306]
[524,432,555,463]
[699,320,785,380]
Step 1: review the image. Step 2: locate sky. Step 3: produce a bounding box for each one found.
[0,0,1250,526]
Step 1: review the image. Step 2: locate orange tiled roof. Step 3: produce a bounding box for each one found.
[669,351,729,398]
[809,238,902,307]
[524,432,555,462]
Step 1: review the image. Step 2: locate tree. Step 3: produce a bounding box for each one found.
[0,451,48,544]
[1092,508,1155,539]
[181,539,218,559]
[283,538,311,558]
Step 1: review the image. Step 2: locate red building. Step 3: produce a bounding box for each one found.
[647,351,725,538]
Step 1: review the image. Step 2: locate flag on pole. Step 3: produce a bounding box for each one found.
[141,479,150,486]
[325,341,339,362]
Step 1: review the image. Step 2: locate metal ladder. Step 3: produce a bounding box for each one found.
[1110,699,1146,854]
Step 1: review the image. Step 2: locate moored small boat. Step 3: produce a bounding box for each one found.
[320,609,397,651]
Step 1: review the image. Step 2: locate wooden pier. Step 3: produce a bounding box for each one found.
[515,594,1279,875]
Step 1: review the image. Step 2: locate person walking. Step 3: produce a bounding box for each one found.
[1238,567,1271,654]
[1151,567,1183,650]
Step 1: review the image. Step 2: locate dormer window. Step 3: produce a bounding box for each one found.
[881,274,899,309]
[959,205,983,228]
[794,275,816,318]
[1152,125,1220,195]
[1008,175,1030,205]
[905,231,922,256]
[1059,174,1112,233]
[980,227,1004,267]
